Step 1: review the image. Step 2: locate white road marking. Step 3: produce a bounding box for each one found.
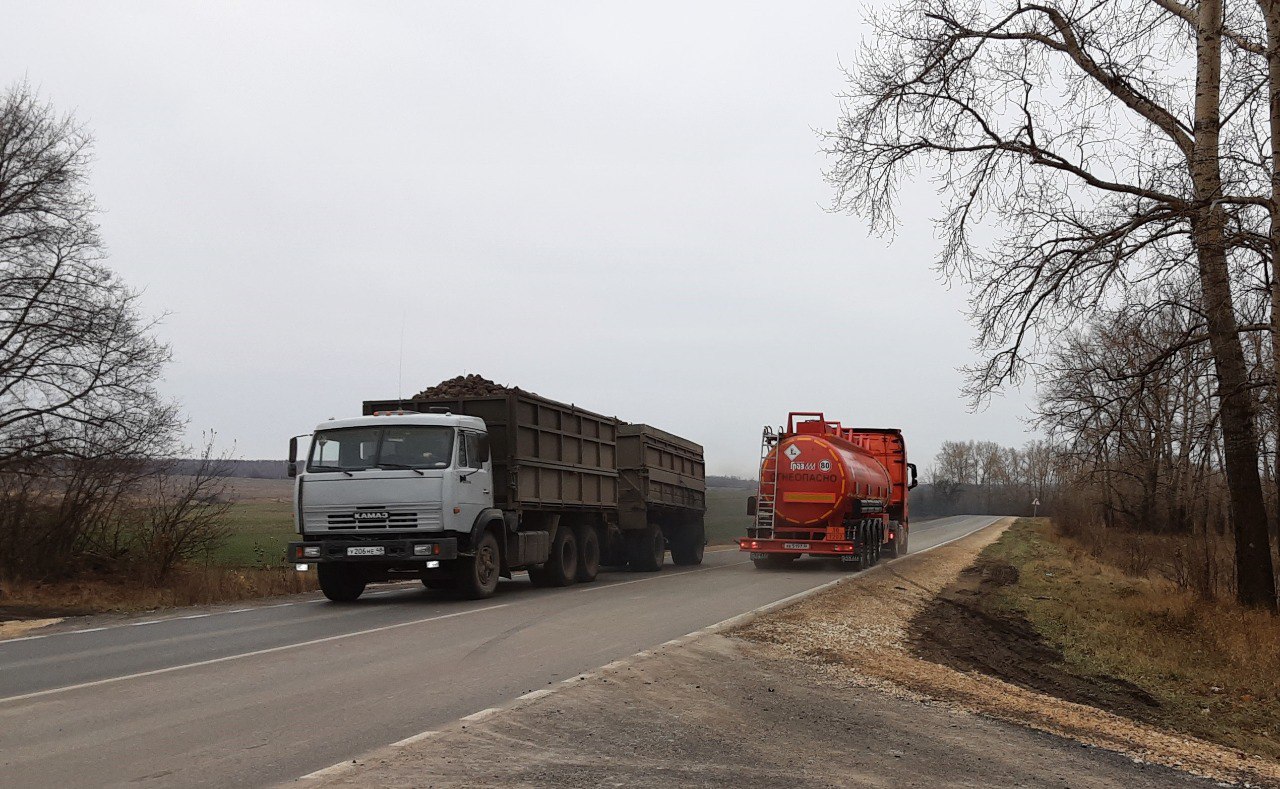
[0,604,509,705]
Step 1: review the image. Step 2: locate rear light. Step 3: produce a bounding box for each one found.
[750,541,761,549]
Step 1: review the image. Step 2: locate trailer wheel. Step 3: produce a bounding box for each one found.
[670,521,705,566]
[318,563,366,602]
[530,525,579,587]
[574,525,600,582]
[900,524,909,555]
[457,530,502,599]
[626,524,665,572]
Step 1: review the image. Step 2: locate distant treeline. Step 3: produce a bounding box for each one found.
[171,459,288,479]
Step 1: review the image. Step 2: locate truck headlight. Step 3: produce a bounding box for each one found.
[302,546,321,558]
[413,544,438,556]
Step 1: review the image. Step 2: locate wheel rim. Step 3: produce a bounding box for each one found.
[477,543,497,587]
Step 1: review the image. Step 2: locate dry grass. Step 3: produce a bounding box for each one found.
[735,518,1280,787]
[982,519,1280,761]
[0,565,318,618]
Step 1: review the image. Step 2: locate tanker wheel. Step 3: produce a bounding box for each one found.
[885,520,901,559]
[900,524,909,555]
[858,522,872,570]
[670,521,706,566]
[530,525,578,587]
[871,522,882,566]
[574,525,601,583]
[627,524,665,572]
[753,554,798,570]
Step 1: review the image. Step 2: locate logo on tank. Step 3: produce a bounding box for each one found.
[784,444,802,461]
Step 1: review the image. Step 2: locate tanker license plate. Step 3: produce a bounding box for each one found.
[783,543,810,550]
[347,546,385,556]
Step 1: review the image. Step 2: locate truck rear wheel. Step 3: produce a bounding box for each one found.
[670,522,705,566]
[574,525,600,582]
[318,563,366,602]
[530,525,578,587]
[626,524,664,572]
[885,520,901,559]
[456,530,501,599]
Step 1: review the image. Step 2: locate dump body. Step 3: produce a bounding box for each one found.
[617,423,706,531]
[364,389,619,511]
[741,412,916,567]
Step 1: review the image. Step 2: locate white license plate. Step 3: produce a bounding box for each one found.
[783,543,810,550]
[347,546,385,556]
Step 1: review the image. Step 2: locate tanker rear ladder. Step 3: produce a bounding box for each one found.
[754,426,780,537]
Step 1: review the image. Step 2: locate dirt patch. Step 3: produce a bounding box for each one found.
[910,556,1163,717]
[0,616,62,639]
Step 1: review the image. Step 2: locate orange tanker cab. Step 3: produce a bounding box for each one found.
[740,412,917,569]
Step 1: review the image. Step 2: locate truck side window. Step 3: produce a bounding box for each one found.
[465,432,485,467]
[457,434,469,468]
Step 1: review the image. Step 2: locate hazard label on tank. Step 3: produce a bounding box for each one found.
[784,444,801,461]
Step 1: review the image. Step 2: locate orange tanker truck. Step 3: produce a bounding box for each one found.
[740,412,917,569]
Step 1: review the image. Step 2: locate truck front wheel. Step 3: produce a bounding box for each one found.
[318,563,367,602]
[457,530,501,599]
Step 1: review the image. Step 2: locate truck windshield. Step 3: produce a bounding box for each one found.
[307,426,454,472]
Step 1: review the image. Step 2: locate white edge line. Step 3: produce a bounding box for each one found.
[0,604,509,705]
[292,517,1004,785]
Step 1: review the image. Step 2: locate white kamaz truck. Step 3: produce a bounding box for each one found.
[288,389,706,601]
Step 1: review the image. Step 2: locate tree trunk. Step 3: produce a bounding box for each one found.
[1195,0,1278,610]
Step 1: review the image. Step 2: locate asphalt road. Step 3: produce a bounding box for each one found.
[0,515,1002,788]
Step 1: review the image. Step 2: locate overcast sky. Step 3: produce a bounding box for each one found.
[7,2,1037,476]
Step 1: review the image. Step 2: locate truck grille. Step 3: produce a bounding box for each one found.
[303,504,443,532]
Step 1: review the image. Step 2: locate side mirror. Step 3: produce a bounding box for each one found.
[907,463,918,490]
[287,437,299,478]
[747,495,758,516]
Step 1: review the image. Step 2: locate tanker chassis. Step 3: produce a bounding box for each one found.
[741,412,916,569]
[287,388,706,601]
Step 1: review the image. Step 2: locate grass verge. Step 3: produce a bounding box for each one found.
[941,518,1280,762]
[0,565,318,619]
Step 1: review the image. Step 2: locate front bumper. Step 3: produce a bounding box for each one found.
[737,537,858,557]
[287,537,459,563]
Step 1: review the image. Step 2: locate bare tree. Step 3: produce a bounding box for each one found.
[827,0,1277,609]
[0,81,173,470]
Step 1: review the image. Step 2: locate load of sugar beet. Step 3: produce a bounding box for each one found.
[412,374,515,399]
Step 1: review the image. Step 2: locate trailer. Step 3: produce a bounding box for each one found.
[287,387,706,601]
[740,412,917,569]
[616,423,707,568]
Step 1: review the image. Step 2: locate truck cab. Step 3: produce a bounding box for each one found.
[287,411,501,601]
